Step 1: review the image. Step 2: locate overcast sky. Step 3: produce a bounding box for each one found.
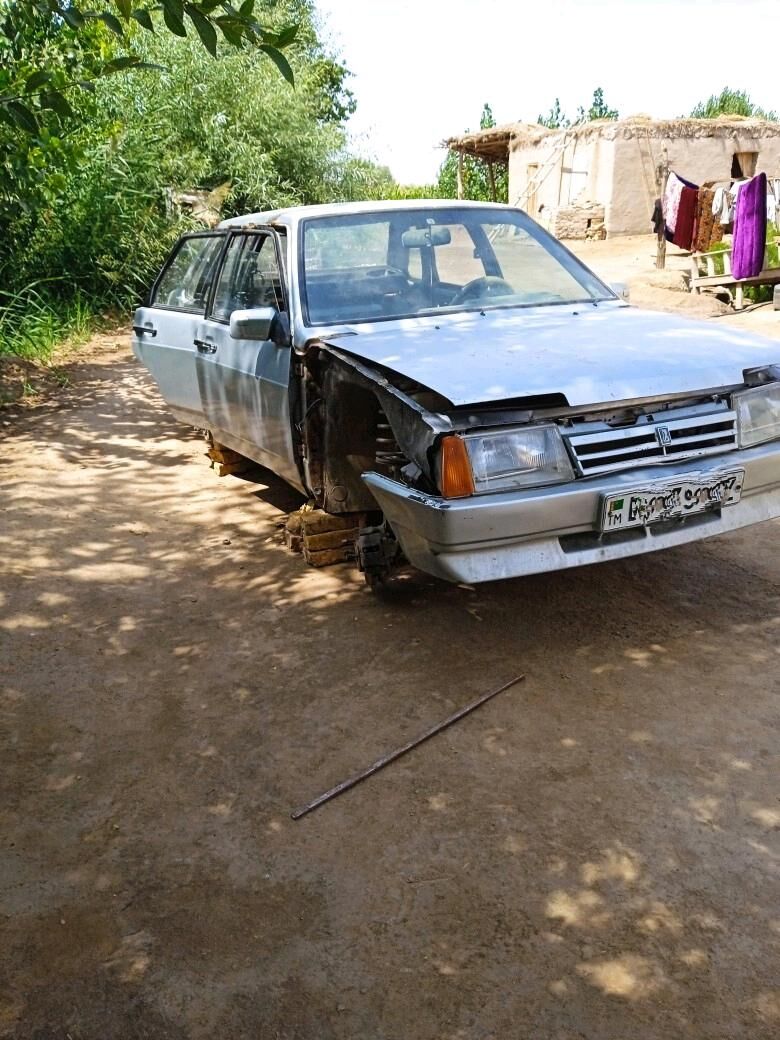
[314,0,779,184]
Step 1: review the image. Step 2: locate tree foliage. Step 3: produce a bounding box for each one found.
[580,87,618,122]
[536,87,618,129]
[1,0,298,134]
[690,87,778,121]
[333,159,434,202]
[537,97,566,129]
[0,0,385,341]
[0,4,105,221]
[436,102,508,203]
[0,0,305,226]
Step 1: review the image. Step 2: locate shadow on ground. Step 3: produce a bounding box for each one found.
[1,348,779,1039]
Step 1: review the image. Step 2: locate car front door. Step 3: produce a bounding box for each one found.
[195,229,302,489]
[132,232,226,426]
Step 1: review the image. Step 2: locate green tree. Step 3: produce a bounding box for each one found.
[116,16,355,211]
[537,97,568,129]
[0,0,301,226]
[536,88,617,128]
[1,0,394,363]
[480,101,496,130]
[437,101,508,202]
[1,0,297,126]
[0,0,366,339]
[575,86,618,123]
[331,158,434,202]
[690,87,778,120]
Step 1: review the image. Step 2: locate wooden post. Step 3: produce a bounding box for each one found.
[556,131,567,213]
[655,147,668,270]
[487,160,497,202]
[457,151,465,200]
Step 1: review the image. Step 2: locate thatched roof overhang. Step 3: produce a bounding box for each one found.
[445,116,780,161]
[443,123,520,163]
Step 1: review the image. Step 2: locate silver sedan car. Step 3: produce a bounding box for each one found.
[133,200,780,586]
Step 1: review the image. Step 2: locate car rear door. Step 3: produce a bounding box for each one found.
[194,228,302,489]
[132,232,226,426]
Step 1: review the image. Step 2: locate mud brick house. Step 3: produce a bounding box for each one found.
[445,116,780,237]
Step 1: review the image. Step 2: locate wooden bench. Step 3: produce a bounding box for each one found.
[690,244,780,309]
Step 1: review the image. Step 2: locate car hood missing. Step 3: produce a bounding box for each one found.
[321,304,780,408]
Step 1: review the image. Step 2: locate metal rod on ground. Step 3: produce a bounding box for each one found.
[291,674,526,820]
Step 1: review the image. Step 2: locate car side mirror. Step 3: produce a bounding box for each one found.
[610,281,630,302]
[229,307,278,341]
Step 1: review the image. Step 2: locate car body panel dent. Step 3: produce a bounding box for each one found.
[318,304,780,408]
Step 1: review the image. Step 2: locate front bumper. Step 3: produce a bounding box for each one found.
[362,442,780,584]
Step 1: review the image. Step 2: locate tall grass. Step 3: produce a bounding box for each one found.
[0,284,97,362]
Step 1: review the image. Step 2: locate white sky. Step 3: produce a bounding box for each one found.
[314,0,780,183]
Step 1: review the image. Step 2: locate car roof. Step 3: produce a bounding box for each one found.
[218,198,516,230]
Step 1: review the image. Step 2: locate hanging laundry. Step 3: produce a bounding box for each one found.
[663,171,698,243]
[767,188,777,226]
[651,198,664,235]
[692,188,722,253]
[672,186,698,250]
[719,189,732,225]
[663,172,684,236]
[732,172,768,280]
[712,186,737,226]
[728,179,749,226]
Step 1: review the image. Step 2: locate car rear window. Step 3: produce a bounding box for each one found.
[152,235,225,313]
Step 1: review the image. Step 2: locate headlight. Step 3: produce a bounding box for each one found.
[733,383,780,447]
[439,424,574,498]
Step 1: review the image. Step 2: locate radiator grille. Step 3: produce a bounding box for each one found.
[565,409,737,476]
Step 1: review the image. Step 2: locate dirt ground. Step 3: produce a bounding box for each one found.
[1,239,780,1038]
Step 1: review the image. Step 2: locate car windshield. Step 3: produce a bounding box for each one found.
[300,206,613,326]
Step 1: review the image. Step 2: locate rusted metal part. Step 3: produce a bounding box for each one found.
[312,344,453,492]
[291,674,526,820]
[302,344,577,516]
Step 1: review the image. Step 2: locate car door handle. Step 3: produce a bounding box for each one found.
[133,325,157,337]
[194,339,217,354]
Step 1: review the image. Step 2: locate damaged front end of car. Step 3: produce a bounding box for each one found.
[296,342,454,585]
[298,346,780,587]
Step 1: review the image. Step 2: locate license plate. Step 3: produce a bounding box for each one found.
[600,469,745,531]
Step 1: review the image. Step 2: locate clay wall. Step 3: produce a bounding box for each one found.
[507,122,780,237]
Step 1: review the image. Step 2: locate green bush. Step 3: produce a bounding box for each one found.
[0,284,94,360]
[1,0,401,363]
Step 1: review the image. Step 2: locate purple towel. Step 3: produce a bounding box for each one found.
[732,173,767,279]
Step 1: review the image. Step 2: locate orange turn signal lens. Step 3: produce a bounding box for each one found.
[440,435,476,498]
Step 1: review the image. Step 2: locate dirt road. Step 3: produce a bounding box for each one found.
[2,325,780,1037]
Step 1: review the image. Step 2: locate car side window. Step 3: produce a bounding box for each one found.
[152,234,225,313]
[211,233,287,322]
[210,233,285,323]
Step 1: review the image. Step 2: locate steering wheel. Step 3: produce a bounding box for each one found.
[450,276,515,306]
[357,266,416,313]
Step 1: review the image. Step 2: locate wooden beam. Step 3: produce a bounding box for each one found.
[655,147,668,270]
[556,133,567,211]
[457,151,465,200]
[487,160,497,202]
